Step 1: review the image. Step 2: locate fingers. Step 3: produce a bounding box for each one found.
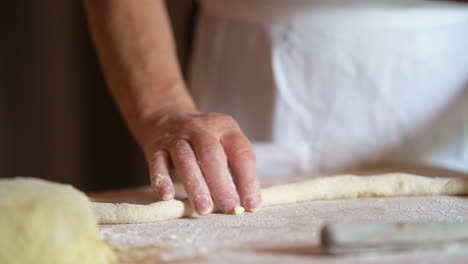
[170,139,213,215]
[149,150,175,201]
[148,112,260,215]
[190,135,240,214]
[222,132,261,212]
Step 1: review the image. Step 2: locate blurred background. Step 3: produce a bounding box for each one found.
[2,1,468,191]
[1,1,197,191]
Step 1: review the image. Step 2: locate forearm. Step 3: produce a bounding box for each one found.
[83,0,196,143]
[84,0,261,213]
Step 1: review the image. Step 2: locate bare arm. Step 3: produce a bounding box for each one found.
[83,0,194,137]
[83,0,261,214]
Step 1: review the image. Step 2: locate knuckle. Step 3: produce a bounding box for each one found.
[208,177,237,197]
[185,179,207,196]
[179,113,239,134]
[230,148,256,163]
[243,180,261,194]
[178,158,197,167]
[150,150,167,163]
[212,113,236,125]
[197,143,225,161]
[174,139,190,153]
[151,172,169,187]
[173,140,195,162]
[149,151,170,177]
[180,117,204,131]
[151,165,167,181]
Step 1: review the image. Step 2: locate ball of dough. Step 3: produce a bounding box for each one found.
[0,177,115,264]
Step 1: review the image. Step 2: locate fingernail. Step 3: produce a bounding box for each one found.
[162,193,174,201]
[219,198,238,214]
[195,196,212,215]
[244,194,261,212]
[160,186,174,201]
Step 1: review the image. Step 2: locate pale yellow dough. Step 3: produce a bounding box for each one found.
[93,173,468,224]
[0,178,116,264]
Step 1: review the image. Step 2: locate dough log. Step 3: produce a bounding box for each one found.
[92,173,468,224]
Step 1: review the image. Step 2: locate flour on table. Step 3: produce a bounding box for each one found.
[100,196,468,263]
[94,172,468,263]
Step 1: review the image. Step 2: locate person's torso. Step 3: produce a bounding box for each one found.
[190,0,468,176]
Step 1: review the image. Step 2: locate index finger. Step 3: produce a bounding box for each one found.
[170,139,214,215]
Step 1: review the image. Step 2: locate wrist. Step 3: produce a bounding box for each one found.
[118,78,196,145]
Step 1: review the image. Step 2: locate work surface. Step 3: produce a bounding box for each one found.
[90,167,468,264]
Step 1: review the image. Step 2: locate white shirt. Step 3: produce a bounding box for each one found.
[190,0,468,176]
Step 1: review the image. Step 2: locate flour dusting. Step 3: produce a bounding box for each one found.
[100,195,468,263]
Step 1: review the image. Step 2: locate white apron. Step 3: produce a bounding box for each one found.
[189,0,468,176]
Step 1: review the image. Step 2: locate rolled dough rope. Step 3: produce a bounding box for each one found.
[92,173,468,224]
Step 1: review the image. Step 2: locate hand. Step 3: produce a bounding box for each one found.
[140,108,261,215]
[83,0,260,214]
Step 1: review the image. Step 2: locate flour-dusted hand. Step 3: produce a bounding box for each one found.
[84,1,261,215]
[141,109,261,215]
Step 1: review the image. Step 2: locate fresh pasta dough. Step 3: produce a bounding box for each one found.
[92,173,468,224]
[0,178,115,264]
